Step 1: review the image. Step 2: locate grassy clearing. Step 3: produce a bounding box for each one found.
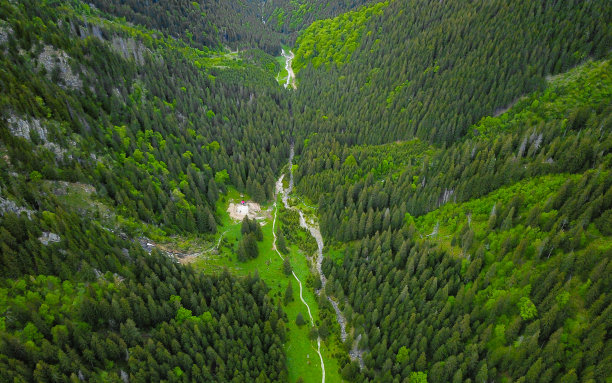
[276,55,289,85]
[193,193,345,382]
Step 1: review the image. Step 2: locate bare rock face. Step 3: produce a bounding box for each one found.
[75,20,149,66]
[39,232,61,245]
[0,197,34,219]
[137,237,155,253]
[7,115,47,141]
[75,17,104,41]
[111,36,147,65]
[38,45,82,89]
[91,25,104,40]
[0,24,12,45]
[43,142,71,160]
[6,114,72,160]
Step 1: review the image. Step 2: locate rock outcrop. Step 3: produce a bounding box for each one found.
[0,25,12,45]
[0,196,34,219]
[6,114,72,160]
[111,36,148,65]
[38,232,61,245]
[38,45,82,89]
[7,115,47,141]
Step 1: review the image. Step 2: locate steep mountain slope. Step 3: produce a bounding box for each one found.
[297,58,612,223]
[0,2,291,380]
[1,0,290,236]
[292,1,388,73]
[0,209,287,381]
[292,0,611,144]
[263,0,373,36]
[89,0,375,55]
[309,58,612,382]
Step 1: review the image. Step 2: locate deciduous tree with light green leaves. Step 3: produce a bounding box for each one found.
[409,371,427,383]
[518,297,538,320]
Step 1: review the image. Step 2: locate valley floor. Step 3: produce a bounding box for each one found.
[192,187,344,382]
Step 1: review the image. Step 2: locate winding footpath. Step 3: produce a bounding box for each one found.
[202,228,232,253]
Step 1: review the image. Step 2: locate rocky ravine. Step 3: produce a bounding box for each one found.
[282,49,297,89]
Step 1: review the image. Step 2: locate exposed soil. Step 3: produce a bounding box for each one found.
[227,200,269,221]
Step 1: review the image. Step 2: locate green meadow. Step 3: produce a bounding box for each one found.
[194,189,344,382]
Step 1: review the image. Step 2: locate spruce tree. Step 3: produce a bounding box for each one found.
[283,257,292,276]
[276,229,288,254]
[296,312,306,326]
[284,281,293,305]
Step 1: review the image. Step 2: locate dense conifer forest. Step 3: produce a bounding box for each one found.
[0,0,610,382]
[292,0,611,144]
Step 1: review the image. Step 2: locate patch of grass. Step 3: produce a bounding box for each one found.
[194,194,345,382]
[276,55,288,85]
[283,245,323,383]
[325,245,345,264]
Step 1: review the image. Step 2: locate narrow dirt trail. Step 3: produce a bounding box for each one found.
[202,228,232,253]
[260,0,266,24]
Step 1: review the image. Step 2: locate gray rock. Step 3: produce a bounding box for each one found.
[37,45,82,89]
[111,36,148,65]
[6,114,73,160]
[7,115,47,141]
[0,197,34,219]
[0,25,12,45]
[44,142,71,160]
[91,25,104,40]
[78,24,89,39]
[137,237,155,253]
[39,232,61,245]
